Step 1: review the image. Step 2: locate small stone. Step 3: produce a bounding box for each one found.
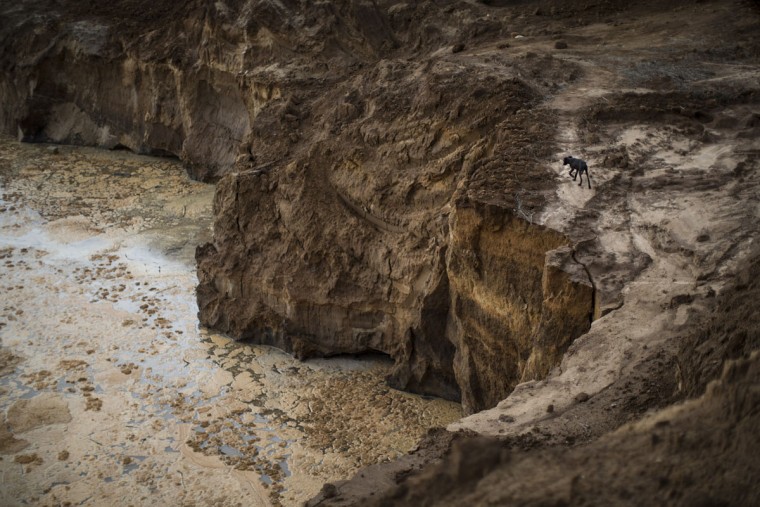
[58,450,70,461]
[575,392,590,403]
[14,453,40,465]
[555,41,568,49]
[452,43,465,53]
[546,404,555,413]
[668,294,694,309]
[321,483,338,498]
[498,414,515,423]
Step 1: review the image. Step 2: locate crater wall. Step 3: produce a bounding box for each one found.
[196,176,594,413]
[2,0,596,413]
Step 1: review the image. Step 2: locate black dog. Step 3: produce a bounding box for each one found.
[563,156,591,189]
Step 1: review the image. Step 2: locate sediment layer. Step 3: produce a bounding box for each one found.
[197,184,594,413]
[1,0,601,413]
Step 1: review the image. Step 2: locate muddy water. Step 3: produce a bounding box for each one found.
[0,137,462,506]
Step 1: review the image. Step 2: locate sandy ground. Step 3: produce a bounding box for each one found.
[0,138,461,507]
[449,4,760,441]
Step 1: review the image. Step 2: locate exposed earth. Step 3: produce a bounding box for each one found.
[1,0,760,506]
[0,139,461,506]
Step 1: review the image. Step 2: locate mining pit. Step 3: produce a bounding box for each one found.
[1,0,759,505]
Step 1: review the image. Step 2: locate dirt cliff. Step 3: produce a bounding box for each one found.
[190,9,601,412]
[1,0,401,180]
[301,0,760,503]
[308,249,760,506]
[2,0,760,504]
[2,0,598,410]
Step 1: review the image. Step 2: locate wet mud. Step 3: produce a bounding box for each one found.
[0,137,461,506]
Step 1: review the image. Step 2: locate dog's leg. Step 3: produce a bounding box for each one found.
[587,170,591,189]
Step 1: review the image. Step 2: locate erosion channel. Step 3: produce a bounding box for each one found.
[2,0,760,506]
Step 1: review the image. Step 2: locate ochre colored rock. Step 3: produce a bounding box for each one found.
[1,0,595,413]
[445,201,593,412]
[196,181,593,413]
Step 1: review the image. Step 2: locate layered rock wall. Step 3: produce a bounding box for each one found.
[1,7,248,179]
[0,0,403,181]
[197,176,594,412]
[446,201,593,411]
[4,52,254,180]
[2,0,596,413]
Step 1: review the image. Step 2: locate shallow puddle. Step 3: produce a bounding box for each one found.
[0,137,462,506]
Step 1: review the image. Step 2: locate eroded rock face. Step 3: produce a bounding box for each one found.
[190,38,596,411]
[0,0,405,180]
[446,202,593,411]
[0,0,550,182]
[1,16,248,180]
[197,180,593,412]
[2,0,595,412]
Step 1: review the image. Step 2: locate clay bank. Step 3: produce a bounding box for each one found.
[1,0,600,416]
[2,0,760,505]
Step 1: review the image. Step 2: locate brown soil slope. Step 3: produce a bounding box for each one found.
[305,0,760,504]
[2,0,760,504]
[308,248,760,506]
